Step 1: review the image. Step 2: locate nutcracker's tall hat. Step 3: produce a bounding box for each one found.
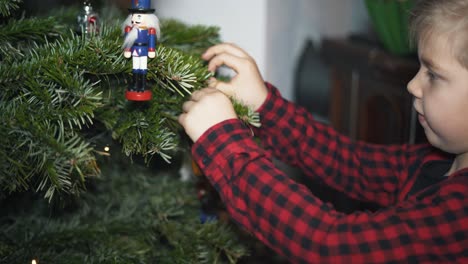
[128,0,155,13]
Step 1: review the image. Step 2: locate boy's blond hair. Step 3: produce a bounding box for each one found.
[409,0,468,69]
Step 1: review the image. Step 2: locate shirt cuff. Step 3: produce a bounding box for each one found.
[191,118,263,189]
[253,82,294,134]
[255,82,281,113]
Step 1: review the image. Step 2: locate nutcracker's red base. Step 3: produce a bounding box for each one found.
[125,90,152,101]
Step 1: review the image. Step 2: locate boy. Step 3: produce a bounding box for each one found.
[178,0,468,262]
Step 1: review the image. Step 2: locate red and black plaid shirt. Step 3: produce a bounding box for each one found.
[192,83,468,263]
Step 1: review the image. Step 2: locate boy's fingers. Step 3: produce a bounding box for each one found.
[182,101,195,113]
[207,77,234,97]
[212,81,234,97]
[178,113,186,126]
[190,90,203,101]
[207,77,217,87]
[202,43,249,61]
[207,53,244,73]
[190,87,217,101]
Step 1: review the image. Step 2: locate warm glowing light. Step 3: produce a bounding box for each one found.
[32,260,37,264]
[104,146,110,152]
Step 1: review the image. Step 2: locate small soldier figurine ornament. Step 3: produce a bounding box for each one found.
[122,0,161,101]
[77,1,99,35]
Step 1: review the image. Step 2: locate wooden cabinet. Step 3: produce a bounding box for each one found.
[321,38,426,144]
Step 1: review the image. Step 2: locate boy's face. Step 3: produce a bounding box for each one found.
[407,34,468,155]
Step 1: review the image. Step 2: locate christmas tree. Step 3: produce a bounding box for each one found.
[0,0,263,262]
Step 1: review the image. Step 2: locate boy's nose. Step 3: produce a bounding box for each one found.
[407,73,421,98]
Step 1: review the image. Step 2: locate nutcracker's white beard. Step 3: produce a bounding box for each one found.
[122,14,161,50]
[123,27,139,49]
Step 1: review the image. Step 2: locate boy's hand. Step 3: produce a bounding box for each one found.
[178,87,237,142]
[202,43,268,110]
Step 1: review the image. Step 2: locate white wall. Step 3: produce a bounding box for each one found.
[156,0,369,101]
[156,0,268,81]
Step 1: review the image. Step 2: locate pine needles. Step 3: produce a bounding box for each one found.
[0,3,262,262]
[0,158,249,263]
[0,0,20,17]
[0,4,260,200]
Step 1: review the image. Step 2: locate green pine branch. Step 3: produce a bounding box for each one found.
[0,3,260,262]
[0,161,249,263]
[0,0,21,17]
[0,5,260,200]
[160,19,221,55]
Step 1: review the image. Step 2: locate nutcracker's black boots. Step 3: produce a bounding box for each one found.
[130,73,138,91]
[130,73,146,92]
[140,73,147,92]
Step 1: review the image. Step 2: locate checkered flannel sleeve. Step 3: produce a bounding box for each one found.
[251,83,424,207]
[191,84,468,263]
[192,119,467,263]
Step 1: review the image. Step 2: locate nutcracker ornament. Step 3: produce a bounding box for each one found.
[122,0,161,101]
[77,1,99,35]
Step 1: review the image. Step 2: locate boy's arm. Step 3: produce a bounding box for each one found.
[252,82,427,206]
[192,121,467,263]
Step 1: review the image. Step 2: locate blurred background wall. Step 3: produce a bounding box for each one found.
[21,0,370,103]
[155,0,370,101]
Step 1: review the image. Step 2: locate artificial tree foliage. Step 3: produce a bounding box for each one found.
[0,150,250,263]
[0,1,264,262]
[0,0,259,201]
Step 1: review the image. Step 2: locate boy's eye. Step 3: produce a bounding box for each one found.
[426,70,438,82]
